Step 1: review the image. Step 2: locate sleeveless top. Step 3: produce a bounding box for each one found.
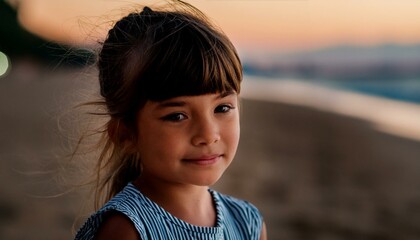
[75,183,263,240]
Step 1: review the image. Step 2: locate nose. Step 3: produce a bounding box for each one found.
[191,116,221,146]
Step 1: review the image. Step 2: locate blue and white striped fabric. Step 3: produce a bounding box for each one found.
[75,183,263,239]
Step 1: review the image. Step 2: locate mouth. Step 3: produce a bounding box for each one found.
[183,154,222,165]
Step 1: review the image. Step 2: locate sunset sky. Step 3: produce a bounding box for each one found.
[10,0,420,53]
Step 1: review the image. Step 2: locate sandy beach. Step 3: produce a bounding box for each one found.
[1,65,420,239]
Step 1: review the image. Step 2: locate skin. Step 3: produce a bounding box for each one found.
[135,92,240,189]
[95,92,267,239]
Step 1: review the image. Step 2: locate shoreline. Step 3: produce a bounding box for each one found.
[241,76,420,141]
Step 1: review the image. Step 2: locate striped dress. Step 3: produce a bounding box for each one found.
[75,183,263,239]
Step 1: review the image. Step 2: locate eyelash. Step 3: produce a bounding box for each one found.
[161,113,187,122]
[161,104,235,122]
[215,104,235,113]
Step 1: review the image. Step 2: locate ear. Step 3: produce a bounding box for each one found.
[107,118,138,153]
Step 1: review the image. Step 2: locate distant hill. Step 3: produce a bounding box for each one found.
[243,44,420,81]
[281,44,420,63]
[0,0,94,67]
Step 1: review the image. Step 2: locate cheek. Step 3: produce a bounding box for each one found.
[136,125,181,158]
[233,123,241,147]
[224,116,240,149]
[136,123,159,155]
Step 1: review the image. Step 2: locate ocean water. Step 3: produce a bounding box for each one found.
[248,76,420,105]
[311,78,420,104]
[242,44,420,104]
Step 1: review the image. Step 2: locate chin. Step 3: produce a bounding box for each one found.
[191,173,225,187]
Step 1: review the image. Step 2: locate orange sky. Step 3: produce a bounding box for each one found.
[14,0,420,52]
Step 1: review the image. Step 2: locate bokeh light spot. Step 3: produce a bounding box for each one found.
[0,51,11,77]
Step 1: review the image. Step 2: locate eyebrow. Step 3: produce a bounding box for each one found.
[157,91,236,109]
[218,90,235,99]
[158,101,186,108]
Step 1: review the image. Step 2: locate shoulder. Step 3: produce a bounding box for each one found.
[213,191,264,239]
[95,211,140,240]
[216,191,262,220]
[214,191,263,227]
[75,184,146,239]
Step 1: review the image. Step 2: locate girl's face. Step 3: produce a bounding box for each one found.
[135,92,240,187]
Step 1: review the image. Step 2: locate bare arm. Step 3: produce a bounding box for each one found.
[94,212,140,240]
[259,221,267,240]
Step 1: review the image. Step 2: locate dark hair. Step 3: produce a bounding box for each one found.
[92,1,242,207]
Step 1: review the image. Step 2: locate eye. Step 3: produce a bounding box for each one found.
[161,113,187,122]
[215,104,234,113]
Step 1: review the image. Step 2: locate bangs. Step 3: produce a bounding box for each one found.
[129,12,242,102]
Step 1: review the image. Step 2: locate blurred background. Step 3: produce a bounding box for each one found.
[1,0,420,239]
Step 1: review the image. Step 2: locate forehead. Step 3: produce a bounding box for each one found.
[143,92,237,110]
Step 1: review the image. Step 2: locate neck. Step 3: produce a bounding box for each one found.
[133,177,217,227]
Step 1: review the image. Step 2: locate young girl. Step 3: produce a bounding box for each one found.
[75,1,266,239]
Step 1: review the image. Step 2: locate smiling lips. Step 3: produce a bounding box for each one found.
[183,154,222,165]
